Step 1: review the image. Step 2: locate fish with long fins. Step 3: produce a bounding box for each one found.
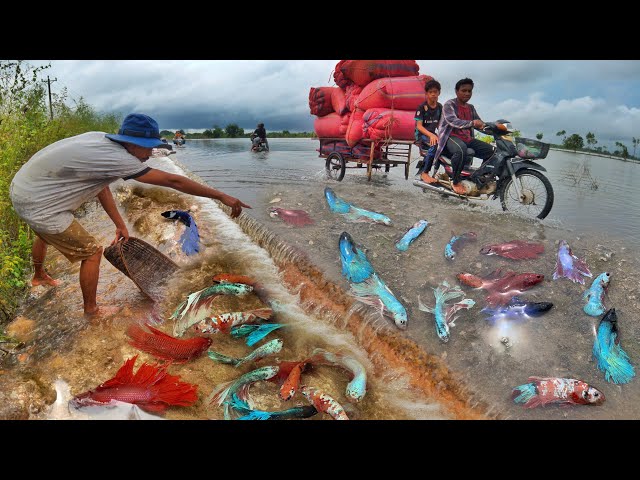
[512,377,605,408]
[418,280,475,342]
[445,231,477,260]
[324,187,392,225]
[479,239,544,260]
[228,393,318,420]
[161,210,200,255]
[553,240,592,284]
[593,308,635,384]
[583,272,610,317]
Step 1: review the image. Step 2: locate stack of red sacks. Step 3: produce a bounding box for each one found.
[309,60,433,153]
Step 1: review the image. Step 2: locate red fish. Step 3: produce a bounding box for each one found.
[512,376,605,408]
[70,355,198,413]
[479,240,545,260]
[279,361,309,401]
[126,323,212,363]
[457,269,544,307]
[212,273,271,305]
[269,207,314,226]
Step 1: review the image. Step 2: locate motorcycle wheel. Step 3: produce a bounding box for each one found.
[499,168,554,219]
[325,152,346,181]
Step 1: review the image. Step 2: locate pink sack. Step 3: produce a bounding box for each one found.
[309,87,336,117]
[314,113,343,138]
[362,108,416,142]
[331,88,348,115]
[333,60,420,88]
[355,75,433,111]
[345,109,365,147]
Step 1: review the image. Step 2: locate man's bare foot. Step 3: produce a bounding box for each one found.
[83,305,122,318]
[31,274,61,287]
[452,182,467,195]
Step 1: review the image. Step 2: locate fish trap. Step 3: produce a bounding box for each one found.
[103,237,179,301]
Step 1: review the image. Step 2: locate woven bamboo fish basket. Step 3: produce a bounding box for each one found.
[103,237,179,301]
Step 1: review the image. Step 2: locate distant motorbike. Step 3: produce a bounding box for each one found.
[250,133,269,152]
[413,120,554,219]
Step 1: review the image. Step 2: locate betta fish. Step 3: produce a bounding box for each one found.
[126,323,212,363]
[445,232,477,260]
[583,272,611,317]
[512,376,605,408]
[274,361,309,401]
[593,308,635,384]
[300,385,349,420]
[553,240,592,284]
[418,280,475,343]
[479,240,544,260]
[324,187,392,225]
[269,207,314,226]
[229,393,318,420]
[306,348,367,403]
[192,308,273,335]
[70,355,198,413]
[230,323,286,346]
[457,269,544,308]
[339,231,375,283]
[161,210,200,255]
[395,220,429,252]
[481,297,553,324]
[207,338,283,367]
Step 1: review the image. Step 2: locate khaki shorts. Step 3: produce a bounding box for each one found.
[35,220,101,263]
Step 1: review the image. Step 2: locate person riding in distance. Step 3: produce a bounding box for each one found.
[9,113,251,317]
[414,79,442,184]
[432,78,495,195]
[251,123,267,148]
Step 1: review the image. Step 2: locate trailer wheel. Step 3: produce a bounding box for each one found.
[325,152,346,181]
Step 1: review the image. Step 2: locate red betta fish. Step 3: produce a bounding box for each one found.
[269,207,314,226]
[479,240,545,260]
[457,268,544,307]
[126,323,212,363]
[70,355,198,413]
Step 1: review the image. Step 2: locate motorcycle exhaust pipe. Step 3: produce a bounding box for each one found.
[413,180,461,197]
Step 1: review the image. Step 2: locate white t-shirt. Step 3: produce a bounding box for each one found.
[10,132,151,234]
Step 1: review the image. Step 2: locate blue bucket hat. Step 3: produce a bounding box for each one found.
[105,113,165,148]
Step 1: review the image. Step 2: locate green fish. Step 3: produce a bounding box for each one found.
[207,339,283,367]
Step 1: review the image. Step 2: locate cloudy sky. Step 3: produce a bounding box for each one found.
[27,60,640,151]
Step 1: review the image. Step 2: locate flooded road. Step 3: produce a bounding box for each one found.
[2,145,638,421]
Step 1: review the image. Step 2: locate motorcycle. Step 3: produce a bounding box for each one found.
[413,120,554,219]
[250,134,269,152]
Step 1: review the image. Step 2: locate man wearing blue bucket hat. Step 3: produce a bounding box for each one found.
[10,113,251,317]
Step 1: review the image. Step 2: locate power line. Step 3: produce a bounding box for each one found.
[41,75,58,120]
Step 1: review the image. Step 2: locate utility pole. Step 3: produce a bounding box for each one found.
[41,75,57,120]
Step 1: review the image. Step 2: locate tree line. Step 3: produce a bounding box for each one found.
[161,124,314,139]
[535,130,638,160]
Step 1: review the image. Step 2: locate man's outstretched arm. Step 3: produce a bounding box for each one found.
[134,168,251,218]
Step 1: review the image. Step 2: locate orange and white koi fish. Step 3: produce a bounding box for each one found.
[300,385,349,420]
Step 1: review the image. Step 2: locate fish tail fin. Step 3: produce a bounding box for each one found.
[238,410,272,420]
[571,255,592,279]
[594,338,636,384]
[101,355,197,411]
[228,393,251,415]
[207,349,241,366]
[417,295,435,314]
[511,382,540,408]
[246,324,285,347]
[552,257,564,281]
[207,380,233,406]
[179,219,200,255]
[434,282,463,305]
[249,308,273,320]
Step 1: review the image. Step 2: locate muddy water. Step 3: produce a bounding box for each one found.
[250,178,640,420]
[0,156,453,421]
[3,152,638,420]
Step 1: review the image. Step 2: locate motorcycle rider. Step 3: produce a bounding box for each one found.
[251,123,268,150]
[433,78,495,195]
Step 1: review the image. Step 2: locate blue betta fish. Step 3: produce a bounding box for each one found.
[229,393,318,420]
[324,187,392,225]
[445,232,477,260]
[593,308,635,384]
[339,232,375,283]
[418,280,474,342]
[583,272,611,317]
[161,210,200,255]
[481,297,554,324]
[395,220,429,251]
[230,323,285,347]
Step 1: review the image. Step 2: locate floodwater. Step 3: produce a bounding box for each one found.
[2,139,639,421]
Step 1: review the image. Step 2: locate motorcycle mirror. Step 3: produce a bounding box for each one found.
[497,123,508,131]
